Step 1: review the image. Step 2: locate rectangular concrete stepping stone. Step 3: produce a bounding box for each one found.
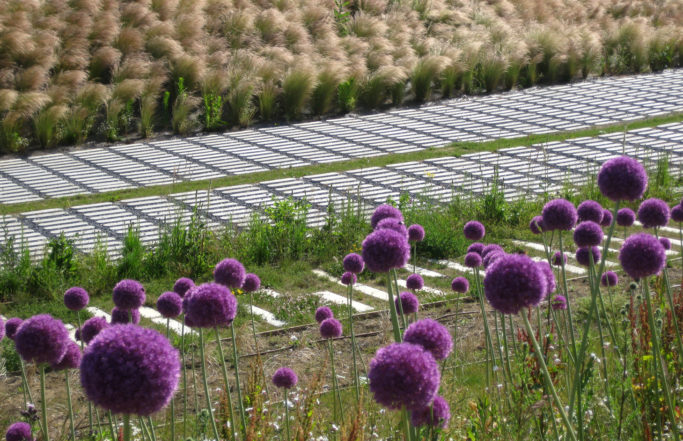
[0,158,87,198]
[86,306,111,322]
[73,149,175,186]
[0,177,41,204]
[121,196,219,230]
[396,279,445,296]
[230,130,345,164]
[403,265,445,278]
[312,269,389,301]
[511,240,617,267]
[171,190,252,227]
[248,305,286,327]
[433,259,483,276]
[152,138,268,175]
[138,307,197,335]
[196,134,308,169]
[264,125,383,158]
[0,215,47,259]
[32,153,134,193]
[313,291,373,312]
[71,202,159,245]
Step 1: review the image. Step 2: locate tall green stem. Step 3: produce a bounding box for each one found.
[123,414,132,441]
[65,371,76,441]
[284,389,291,441]
[39,365,49,441]
[180,316,188,440]
[214,327,237,441]
[558,232,577,359]
[328,340,344,425]
[386,271,402,343]
[229,325,248,436]
[19,360,34,405]
[199,329,221,441]
[166,319,175,441]
[346,283,361,404]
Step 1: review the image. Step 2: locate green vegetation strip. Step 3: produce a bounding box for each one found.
[2,112,681,215]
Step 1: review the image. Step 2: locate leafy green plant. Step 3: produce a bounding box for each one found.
[258,81,279,121]
[172,77,199,135]
[226,78,255,128]
[333,0,351,36]
[203,92,225,130]
[337,78,359,113]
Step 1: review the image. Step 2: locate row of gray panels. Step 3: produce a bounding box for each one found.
[1,70,682,205]
[2,123,681,260]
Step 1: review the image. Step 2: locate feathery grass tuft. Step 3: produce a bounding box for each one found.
[282,67,316,120]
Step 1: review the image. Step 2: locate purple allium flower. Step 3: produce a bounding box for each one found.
[75,328,81,341]
[483,251,504,269]
[551,295,567,310]
[671,204,683,223]
[242,274,261,293]
[637,198,670,228]
[451,277,469,293]
[659,237,671,250]
[573,221,604,247]
[184,283,237,328]
[464,252,483,268]
[467,242,485,255]
[64,287,89,312]
[81,317,109,344]
[403,318,453,361]
[483,254,547,315]
[368,342,440,411]
[376,217,408,237]
[597,156,648,202]
[406,274,424,291]
[463,221,485,241]
[537,261,556,297]
[315,306,334,323]
[272,367,298,389]
[112,279,145,310]
[5,422,33,441]
[319,318,343,339]
[51,341,82,371]
[601,271,619,287]
[111,307,140,325]
[575,246,601,267]
[410,395,450,428]
[396,292,419,315]
[619,233,666,279]
[529,215,545,235]
[173,277,195,297]
[407,224,425,242]
[0,317,3,341]
[577,200,604,223]
[343,253,365,274]
[370,204,403,229]
[341,271,357,286]
[542,199,578,231]
[481,244,503,258]
[15,314,69,365]
[157,292,183,319]
[601,209,613,227]
[5,318,22,340]
[552,251,567,266]
[616,208,636,227]
[361,229,410,273]
[80,324,180,416]
[214,258,246,289]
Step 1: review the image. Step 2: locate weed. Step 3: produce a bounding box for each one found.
[337,78,359,113]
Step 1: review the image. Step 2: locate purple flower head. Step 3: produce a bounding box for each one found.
[396,292,419,315]
[112,279,145,310]
[551,295,567,310]
[173,278,195,297]
[619,233,666,279]
[483,251,504,269]
[319,318,343,339]
[376,217,408,237]
[242,274,261,293]
[552,251,567,266]
[407,224,425,242]
[575,246,601,267]
[598,156,648,202]
[481,244,503,258]
[64,287,89,311]
[75,328,81,341]
[659,237,671,250]
[5,422,33,441]
[343,253,365,274]
[601,209,613,227]
[637,198,670,228]
[361,229,410,273]
[410,396,450,428]
[467,242,485,255]
[111,307,140,325]
[573,221,604,247]
[341,271,357,285]
[463,221,485,241]
[577,200,604,223]
[5,318,22,340]
[80,324,180,416]
[0,317,3,341]
[537,261,556,297]
[616,208,636,227]
[370,204,403,229]
[15,314,69,365]
[529,216,545,235]
[272,367,298,389]
[81,317,109,344]
[368,342,440,411]
[671,205,683,223]
[601,271,619,287]
[484,254,547,315]
[464,252,483,268]
[451,277,469,293]
[315,306,334,323]
[542,199,577,231]
[184,283,237,328]
[51,341,82,371]
[214,258,246,289]
[406,274,424,291]
[403,318,453,361]
[157,292,183,319]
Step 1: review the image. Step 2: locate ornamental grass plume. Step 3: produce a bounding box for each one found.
[370,204,403,228]
[529,215,545,234]
[112,279,145,310]
[63,287,89,311]
[396,292,419,315]
[111,307,140,325]
[361,228,410,273]
[597,156,648,202]
[451,277,469,293]
[573,221,604,247]
[637,198,670,228]
[618,233,666,279]
[343,253,364,274]
[81,317,109,344]
[406,273,424,290]
[464,252,482,268]
[157,292,183,318]
[5,422,33,441]
[410,395,450,428]
[214,258,246,289]
[577,200,603,223]
[403,318,453,361]
[173,277,195,297]
[315,306,334,323]
[483,254,547,314]
[341,271,357,285]
[601,209,613,227]
[467,242,485,255]
[408,224,425,242]
[463,220,485,240]
[542,199,578,231]
[616,208,636,227]
[376,217,408,237]
[575,246,601,267]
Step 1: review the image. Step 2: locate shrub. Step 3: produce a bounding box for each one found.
[412,56,448,102]
[282,68,316,120]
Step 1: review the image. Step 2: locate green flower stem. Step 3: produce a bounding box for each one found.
[401,408,414,441]
[65,371,75,441]
[166,319,175,441]
[180,315,188,440]
[39,364,49,441]
[250,291,270,396]
[284,389,291,441]
[386,271,402,343]
[139,417,150,441]
[108,411,117,441]
[412,242,416,273]
[214,327,237,441]
[229,325,248,437]
[123,414,131,441]
[199,329,221,441]
[392,269,407,330]
[346,283,361,404]
[558,232,578,360]
[19,359,33,406]
[474,267,496,388]
[147,417,158,441]
[328,340,345,425]
[588,263,612,412]
[653,228,683,357]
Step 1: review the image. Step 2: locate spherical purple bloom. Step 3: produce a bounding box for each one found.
[451,277,469,293]
[51,341,82,371]
[112,279,145,310]
[242,274,261,293]
[407,224,425,242]
[157,292,183,318]
[410,395,450,428]
[573,221,604,247]
[319,318,343,339]
[542,199,577,231]
[529,216,545,235]
[0,317,4,341]
[370,204,403,229]
[184,283,237,328]
[483,251,504,269]
[315,306,334,323]
[111,307,140,325]
[64,287,89,311]
[403,318,453,361]
[551,295,567,310]
[537,261,556,297]
[5,318,22,340]
[5,422,33,441]
[173,277,195,297]
[483,254,547,315]
[619,233,666,279]
[343,253,365,274]
[341,271,357,286]
[464,252,482,268]
[368,342,440,411]
[601,271,619,287]
[81,317,109,344]
[601,209,613,227]
[481,244,503,258]
[637,198,670,228]
[376,217,408,237]
[406,274,424,290]
[552,251,567,266]
[616,208,636,227]
[272,367,298,389]
[214,258,246,289]
[671,205,683,223]
[361,229,410,273]
[396,292,419,315]
[575,246,601,267]
[80,324,180,416]
[463,221,485,241]
[597,156,648,202]
[467,242,485,255]
[15,314,69,365]
[75,328,81,341]
[577,200,604,223]
[659,237,671,250]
